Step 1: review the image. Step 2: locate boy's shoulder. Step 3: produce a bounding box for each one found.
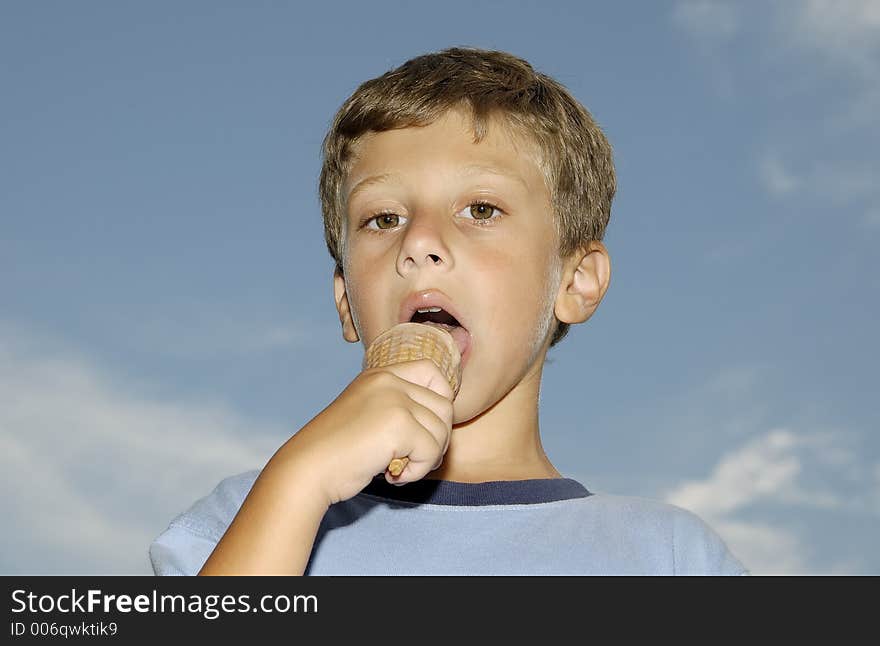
[164,469,261,542]
[582,490,748,575]
[583,489,711,525]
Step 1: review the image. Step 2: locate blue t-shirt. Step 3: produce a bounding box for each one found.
[150,471,749,575]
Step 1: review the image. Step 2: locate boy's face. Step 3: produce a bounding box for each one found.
[335,108,564,423]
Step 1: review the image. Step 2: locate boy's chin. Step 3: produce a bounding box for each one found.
[451,392,480,426]
[451,388,503,426]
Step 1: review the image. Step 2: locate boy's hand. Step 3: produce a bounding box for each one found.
[279,358,454,507]
[199,359,451,576]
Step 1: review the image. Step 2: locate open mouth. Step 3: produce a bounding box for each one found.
[410,307,460,328]
[409,307,471,363]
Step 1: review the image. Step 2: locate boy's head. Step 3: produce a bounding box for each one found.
[320,47,614,421]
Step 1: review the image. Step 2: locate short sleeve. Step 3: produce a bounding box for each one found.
[149,523,218,576]
[672,508,750,575]
[148,470,260,576]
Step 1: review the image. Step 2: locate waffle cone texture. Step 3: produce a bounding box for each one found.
[363,322,462,397]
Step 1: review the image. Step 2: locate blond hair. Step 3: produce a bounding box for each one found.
[318,47,616,347]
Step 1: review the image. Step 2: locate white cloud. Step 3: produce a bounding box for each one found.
[0,321,285,574]
[676,0,880,76]
[675,1,880,224]
[793,0,880,78]
[710,519,808,575]
[89,300,310,359]
[664,427,878,574]
[787,1,880,209]
[665,429,803,515]
[757,153,880,222]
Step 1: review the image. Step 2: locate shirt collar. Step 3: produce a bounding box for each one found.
[360,475,591,506]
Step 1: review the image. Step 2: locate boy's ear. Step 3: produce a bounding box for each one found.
[333,267,360,343]
[554,241,611,325]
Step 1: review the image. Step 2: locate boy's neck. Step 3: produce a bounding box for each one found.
[425,458,561,483]
[424,358,562,483]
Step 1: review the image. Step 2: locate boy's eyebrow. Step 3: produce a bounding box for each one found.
[346,164,529,204]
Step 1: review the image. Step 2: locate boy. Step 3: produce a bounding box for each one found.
[150,47,748,575]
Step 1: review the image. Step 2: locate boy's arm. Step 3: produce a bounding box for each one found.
[197,449,328,576]
[197,358,454,576]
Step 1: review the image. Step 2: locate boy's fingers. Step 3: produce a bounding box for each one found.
[408,402,451,458]
[374,363,454,429]
[387,409,446,481]
[404,386,453,430]
[373,359,454,401]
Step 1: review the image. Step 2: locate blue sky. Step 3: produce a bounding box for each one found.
[2,1,878,575]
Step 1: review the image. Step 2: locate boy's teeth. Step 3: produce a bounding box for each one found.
[417,307,443,313]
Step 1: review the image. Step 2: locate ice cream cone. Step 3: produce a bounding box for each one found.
[363,322,462,476]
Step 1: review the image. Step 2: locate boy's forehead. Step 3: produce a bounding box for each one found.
[346,164,532,206]
[343,110,548,203]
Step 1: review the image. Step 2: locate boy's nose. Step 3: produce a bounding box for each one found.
[396,214,453,276]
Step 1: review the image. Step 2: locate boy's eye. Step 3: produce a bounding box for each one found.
[363,201,504,230]
[466,202,498,220]
[371,213,403,230]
